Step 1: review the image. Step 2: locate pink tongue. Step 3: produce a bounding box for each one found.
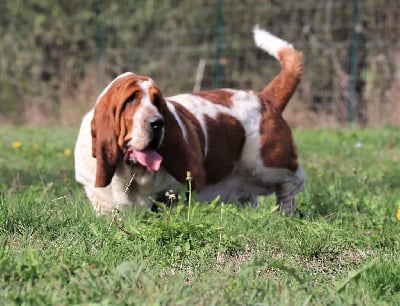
[132,149,163,172]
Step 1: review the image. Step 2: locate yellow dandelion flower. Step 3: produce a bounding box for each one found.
[64,148,72,156]
[32,143,39,151]
[12,141,22,149]
[397,207,400,221]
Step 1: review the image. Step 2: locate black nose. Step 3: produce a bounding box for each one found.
[148,116,164,131]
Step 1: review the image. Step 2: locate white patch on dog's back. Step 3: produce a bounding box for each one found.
[230,90,263,173]
[167,90,262,160]
[166,102,189,142]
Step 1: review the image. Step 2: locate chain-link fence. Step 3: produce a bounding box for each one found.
[1,0,399,126]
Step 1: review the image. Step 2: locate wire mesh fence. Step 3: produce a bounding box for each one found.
[1,0,399,126]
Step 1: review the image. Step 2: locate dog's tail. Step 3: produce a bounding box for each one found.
[253,25,303,113]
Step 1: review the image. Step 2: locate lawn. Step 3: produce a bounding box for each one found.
[0,125,399,305]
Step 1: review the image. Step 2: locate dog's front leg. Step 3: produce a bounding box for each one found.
[275,166,306,216]
[276,195,297,216]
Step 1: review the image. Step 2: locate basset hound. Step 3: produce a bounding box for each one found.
[74,26,305,214]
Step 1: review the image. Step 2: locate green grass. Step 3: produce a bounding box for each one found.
[0,125,399,305]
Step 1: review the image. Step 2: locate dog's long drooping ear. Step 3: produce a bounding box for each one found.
[91,93,122,187]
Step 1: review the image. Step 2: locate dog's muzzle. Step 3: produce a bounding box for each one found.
[123,115,165,172]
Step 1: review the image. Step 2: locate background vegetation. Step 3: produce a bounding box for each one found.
[1,126,399,304]
[1,0,399,126]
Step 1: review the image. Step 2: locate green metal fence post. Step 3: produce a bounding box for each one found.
[95,0,104,64]
[348,0,359,123]
[215,0,224,88]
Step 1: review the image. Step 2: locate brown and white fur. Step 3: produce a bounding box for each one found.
[74,26,305,214]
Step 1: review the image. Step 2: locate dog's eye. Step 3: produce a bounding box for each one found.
[125,92,138,105]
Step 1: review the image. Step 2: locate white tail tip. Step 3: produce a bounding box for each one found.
[253,25,293,60]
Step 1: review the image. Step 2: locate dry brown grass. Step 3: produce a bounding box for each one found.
[5,58,399,128]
